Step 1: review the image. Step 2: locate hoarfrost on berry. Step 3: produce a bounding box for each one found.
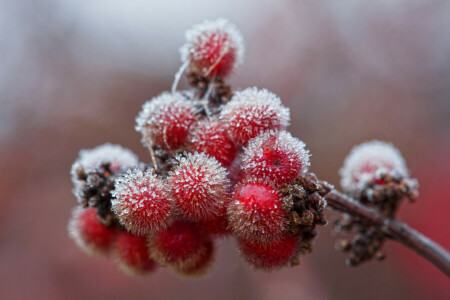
[339,140,409,191]
[242,130,310,185]
[220,87,290,145]
[111,168,173,235]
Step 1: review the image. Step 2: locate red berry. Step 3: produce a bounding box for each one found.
[227,181,287,245]
[199,204,231,236]
[135,91,198,150]
[189,119,237,167]
[172,238,215,277]
[115,231,158,276]
[149,221,212,270]
[239,234,298,271]
[169,153,229,222]
[242,131,310,185]
[221,87,290,145]
[180,19,244,78]
[68,207,116,255]
[111,169,173,235]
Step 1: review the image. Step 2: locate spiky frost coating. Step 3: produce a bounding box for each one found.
[68,207,116,255]
[169,152,230,222]
[171,238,215,278]
[242,131,310,185]
[227,181,287,245]
[115,231,158,276]
[70,143,138,185]
[149,221,212,270]
[111,169,173,235]
[239,234,299,271]
[189,119,237,167]
[180,18,245,78]
[340,140,409,192]
[135,92,198,150]
[220,87,290,145]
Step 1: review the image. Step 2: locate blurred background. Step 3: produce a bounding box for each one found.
[0,0,449,299]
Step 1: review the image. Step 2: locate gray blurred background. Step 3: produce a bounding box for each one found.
[0,0,449,299]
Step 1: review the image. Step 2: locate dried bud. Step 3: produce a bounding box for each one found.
[242,131,310,185]
[111,169,173,235]
[220,87,290,145]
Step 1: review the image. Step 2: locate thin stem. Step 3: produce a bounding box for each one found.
[325,190,450,277]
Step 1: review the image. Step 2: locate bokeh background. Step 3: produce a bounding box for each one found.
[1,0,449,299]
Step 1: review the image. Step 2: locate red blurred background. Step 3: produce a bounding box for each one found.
[0,1,449,299]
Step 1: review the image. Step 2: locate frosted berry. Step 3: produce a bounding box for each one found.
[68,207,116,255]
[189,119,237,167]
[242,131,310,185]
[150,221,212,271]
[220,87,290,145]
[111,169,173,235]
[227,181,287,245]
[340,140,409,191]
[199,204,231,236]
[171,238,215,277]
[180,18,244,78]
[169,153,229,222]
[115,231,158,276]
[239,234,298,271]
[135,91,198,150]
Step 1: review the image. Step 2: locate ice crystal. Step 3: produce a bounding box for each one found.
[340,140,409,191]
[111,168,173,235]
[220,87,290,145]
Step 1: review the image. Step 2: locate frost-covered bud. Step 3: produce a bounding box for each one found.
[68,207,116,255]
[239,234,299,271]
[150,221,213,271]
[115,231,158,276]
[135,92,198,150]
[189,119,237,167]
[171,238,214,277]
[70,143,139,186]
[220,87,290,145]
[227,181,287,245]
[242,131,310,185]
[168,153,230,222]
[340,140,409,191]
[111,169,173,235]
[180,18,244,78]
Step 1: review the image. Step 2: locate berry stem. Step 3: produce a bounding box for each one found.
[325,190,450,277]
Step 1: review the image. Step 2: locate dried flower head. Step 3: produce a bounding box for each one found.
[111,169,173,235]
[68,207,116,255]
[220,87,290,145]
[227,181,287,245]
[242,131,310,185]
[340,140,409,191]
[180,18,245,78]
[169,152,229,222]
[135,92,198,150]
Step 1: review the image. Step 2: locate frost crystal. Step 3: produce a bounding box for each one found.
[340,140,409,191]
[169,152,230,222]
[180,18,245,78]
[242,131,310,185]
[220,87,290,145]
[111,168,173,235]
[135,91,198,150]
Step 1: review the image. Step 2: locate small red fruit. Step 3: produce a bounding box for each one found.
[171,238,215,277]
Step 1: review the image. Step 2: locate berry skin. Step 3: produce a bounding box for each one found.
[199,204,232,236]
[135,92,198,150]
[180,18,245,78]
[169,153,229,222]
[339,140,409,192]
[189,119,237,167]
[111,169,173,235]
[220,87,290,145]
[171,238,215,277]
[242,131,310,185]
[115,231,158,276]
[239,234,298,271]
[68,207,116,255]
[227,181,287,245]
[149,221,212,271]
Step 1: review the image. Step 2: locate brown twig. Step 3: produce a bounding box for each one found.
[325,190,450,277]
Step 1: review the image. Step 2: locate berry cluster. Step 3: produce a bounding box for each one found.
[68,19,330,277]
